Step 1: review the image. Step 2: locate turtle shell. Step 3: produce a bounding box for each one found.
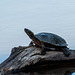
[35,32,68,47]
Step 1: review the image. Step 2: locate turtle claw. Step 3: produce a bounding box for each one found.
[41,50,46,55]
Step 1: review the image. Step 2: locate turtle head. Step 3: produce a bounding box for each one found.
[24,28,35,39]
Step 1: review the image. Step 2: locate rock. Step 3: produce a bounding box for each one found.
[0,46,75,74]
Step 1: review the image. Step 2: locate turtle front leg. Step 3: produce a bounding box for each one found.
[29,41,33,46]
[41,43,46,55]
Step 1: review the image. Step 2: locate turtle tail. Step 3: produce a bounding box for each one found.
[61,48,71,57]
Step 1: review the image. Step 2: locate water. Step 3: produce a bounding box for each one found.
[0,0,75,74]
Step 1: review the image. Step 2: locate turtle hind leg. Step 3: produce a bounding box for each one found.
[61,48,71,57]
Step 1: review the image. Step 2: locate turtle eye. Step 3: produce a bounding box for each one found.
[30,33,34,36]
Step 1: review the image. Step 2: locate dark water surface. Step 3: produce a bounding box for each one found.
[0,0,75,64]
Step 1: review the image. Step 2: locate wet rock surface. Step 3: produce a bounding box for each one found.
[0,46,75,74]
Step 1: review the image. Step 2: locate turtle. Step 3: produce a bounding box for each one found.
[24,28,71,56]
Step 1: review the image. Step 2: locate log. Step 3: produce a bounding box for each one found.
[0,46,75,74]
[1,67,75,75]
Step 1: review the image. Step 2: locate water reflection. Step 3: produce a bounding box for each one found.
[72,72,75,75]
[6,67,75,75]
